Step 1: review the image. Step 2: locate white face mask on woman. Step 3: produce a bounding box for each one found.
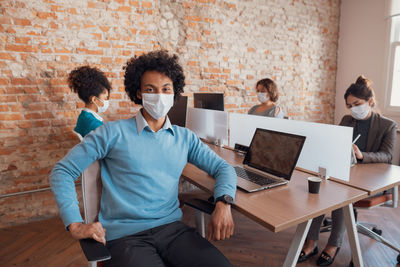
[95,98,110,113]
[350,102,370,120]
[257,92,269,103]
[142,93,174,120]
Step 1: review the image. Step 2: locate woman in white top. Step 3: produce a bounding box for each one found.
[248,78,284,118]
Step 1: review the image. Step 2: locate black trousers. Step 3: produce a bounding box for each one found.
[104,221,233,267]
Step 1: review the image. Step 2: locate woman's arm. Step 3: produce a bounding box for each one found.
[361,123,397,163]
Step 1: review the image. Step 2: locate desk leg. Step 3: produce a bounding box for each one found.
[283,219,312,267]
[343,203,363,267]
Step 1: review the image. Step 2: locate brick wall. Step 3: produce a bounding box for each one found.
[0,0,340,228]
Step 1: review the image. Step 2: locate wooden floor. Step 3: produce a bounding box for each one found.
[1,203,399,267]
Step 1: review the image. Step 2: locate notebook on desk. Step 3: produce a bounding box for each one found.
[235,128,306,192]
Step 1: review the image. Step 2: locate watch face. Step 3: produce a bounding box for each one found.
[224,195,233,204]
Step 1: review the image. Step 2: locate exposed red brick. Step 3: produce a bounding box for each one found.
[0,105,9,112]
[0,78,9,85]
[11,78,35,85]
[37,12,57,19]
[117,6,131,12]
[54,48,72,53]
[0,114,23,121]
[129,0,140,7]
[141,1,152,8]
[186,16,202,22]
[15,37,30,44]
[13,18,31,26]
[99,26,110,32]
[5,44,38,53]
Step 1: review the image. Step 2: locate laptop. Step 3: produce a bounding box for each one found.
[235,128,306,192]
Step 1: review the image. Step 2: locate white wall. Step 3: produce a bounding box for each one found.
[335,0,388,123]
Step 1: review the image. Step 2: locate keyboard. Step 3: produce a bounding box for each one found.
[234,166,277,186]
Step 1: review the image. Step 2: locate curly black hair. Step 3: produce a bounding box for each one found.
[67,66,111,104]
[123,50,185,104]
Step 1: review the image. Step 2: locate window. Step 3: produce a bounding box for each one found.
[388,42,400,107]
[386,15,400,111]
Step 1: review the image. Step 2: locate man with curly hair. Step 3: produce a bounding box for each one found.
[51,50,237,267]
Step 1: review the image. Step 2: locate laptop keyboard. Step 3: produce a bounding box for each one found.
[234,166,277,186]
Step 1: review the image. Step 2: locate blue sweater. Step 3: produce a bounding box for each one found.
[74,109,103,137]
[50,111,237,241]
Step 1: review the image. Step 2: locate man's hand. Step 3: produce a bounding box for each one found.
[68,222,106,245]
[207,201,234,241]
[352,144,363,160]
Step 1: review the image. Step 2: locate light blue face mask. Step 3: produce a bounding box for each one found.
[142,93,174,120]
[350,102,370,120]
[95,98,110,113]
[257,92,269,103]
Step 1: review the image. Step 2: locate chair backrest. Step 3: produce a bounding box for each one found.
[82,160,102,224]
[73,129,102,223]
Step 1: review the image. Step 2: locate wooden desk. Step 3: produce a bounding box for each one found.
[181,145,368,267]
[330,163,400,195]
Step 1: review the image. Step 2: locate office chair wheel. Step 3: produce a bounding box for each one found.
[372,227,382,235]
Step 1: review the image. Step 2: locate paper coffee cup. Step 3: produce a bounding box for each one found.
[308,176,322,194]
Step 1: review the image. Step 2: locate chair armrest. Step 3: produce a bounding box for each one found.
[184,198,215,215]
[79,238,111,262]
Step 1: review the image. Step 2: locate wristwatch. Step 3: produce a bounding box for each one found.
[215,194,234,205]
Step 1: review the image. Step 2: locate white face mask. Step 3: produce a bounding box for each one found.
[350,102,370,120]
[142,93,174,120]
[95,98,110,114]
[257,92,269,103]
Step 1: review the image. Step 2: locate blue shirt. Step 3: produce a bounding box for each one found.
[50,110,237,241]
[74,108,103,137]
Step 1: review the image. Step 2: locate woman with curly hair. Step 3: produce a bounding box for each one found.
[67,66,111,138]
[248,78,284,118]
[51,50,236,267]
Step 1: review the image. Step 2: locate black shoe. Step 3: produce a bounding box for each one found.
[317,247,341,266]
[298,246,318,263]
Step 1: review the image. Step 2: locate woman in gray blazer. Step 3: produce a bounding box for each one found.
[298,76,397,266]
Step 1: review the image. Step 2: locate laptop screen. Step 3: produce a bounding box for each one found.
[243,128,306,180]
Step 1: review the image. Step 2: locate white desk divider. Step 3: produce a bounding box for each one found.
[229,113,353,182]
[186,107,229,146]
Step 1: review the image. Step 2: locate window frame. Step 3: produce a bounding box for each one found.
[385,41,400,113]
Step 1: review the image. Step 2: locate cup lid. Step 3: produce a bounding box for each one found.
[308,176,322,182]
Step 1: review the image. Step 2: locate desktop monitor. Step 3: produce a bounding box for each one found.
[193,93,224,111]
[167,96,188,127]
